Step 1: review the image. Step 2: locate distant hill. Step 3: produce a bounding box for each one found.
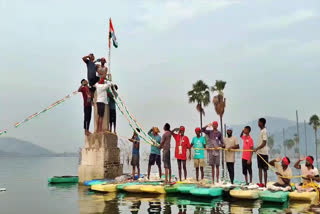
[0,137,77,157]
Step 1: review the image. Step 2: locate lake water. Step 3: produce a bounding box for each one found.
[0,157,317,214]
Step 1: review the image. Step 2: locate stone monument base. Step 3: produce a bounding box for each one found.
[78,132,123,184]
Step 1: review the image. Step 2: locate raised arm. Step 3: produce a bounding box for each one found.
[82,55,90,63]
[294,159,302,169]
[201,125,210,135]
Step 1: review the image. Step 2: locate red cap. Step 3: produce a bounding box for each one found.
[282,157,289,166]
[180,126,185,131]
[306,156,314,165]
[195,127,201,133]
[212,121,218,126]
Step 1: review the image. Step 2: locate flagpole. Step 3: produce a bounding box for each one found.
[108,18,111,75]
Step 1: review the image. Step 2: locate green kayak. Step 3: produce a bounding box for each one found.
[48,176,78,184]
[177,184,197,194]
[190,187,223,197]
[259,190,289,203]
[164,184,180,193]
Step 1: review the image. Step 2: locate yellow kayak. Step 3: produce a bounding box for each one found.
[91,184,117,193]
[230,189,260,200]
[140,185,166,194]
[289,191,318,202]
[123,185,145,193]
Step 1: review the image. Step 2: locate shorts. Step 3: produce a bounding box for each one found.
[242,159,252,175]
[110,109,116,123]
[148,154,161,167]
[194,159,205,168]
[208,154,220,166]
[257,154,269,170]
[96,102,105,117]
[162,150,171,169]
[131,155,140,167]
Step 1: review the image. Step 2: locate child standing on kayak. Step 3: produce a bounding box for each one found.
[201,121,224,184]
[254,118,269,187]
[241,126,254,185]
[191,127,206,181]
[129,132,140,180]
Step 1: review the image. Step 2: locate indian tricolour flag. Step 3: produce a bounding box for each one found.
[109,18,118,48]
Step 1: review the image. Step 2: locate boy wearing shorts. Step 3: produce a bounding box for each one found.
[241,126,254,185]
[191,127,206,181]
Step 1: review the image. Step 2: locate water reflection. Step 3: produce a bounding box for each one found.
[77,186,316,214]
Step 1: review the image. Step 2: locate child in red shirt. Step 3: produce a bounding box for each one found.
[172,126,191,181]
[240,126,254,185]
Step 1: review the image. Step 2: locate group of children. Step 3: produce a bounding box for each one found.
[78,53,117,136]
[129,118,320,191]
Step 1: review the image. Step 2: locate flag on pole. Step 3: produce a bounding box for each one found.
[109,18,118,48]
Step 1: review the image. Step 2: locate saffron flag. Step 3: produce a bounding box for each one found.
[109,18,118,48]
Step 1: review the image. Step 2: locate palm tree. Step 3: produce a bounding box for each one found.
[211,80,227,177]
[293,133,300,158]
[309,114,320,168]
[268,136,275,151]
[188,80,210,128]
[211,80,227,135]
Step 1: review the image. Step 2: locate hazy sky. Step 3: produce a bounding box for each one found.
[1,0,320,152]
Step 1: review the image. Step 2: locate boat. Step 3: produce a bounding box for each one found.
[140,185,166,194]
[190,187,223,197]
[177,184,197,194]
[259,190,289,203]
[91,184,117,193]
[229,188,260,200]
[123,184,145,193]
[0,188,6,192]
[289,191,318,202]
[117,182,161,191]
[164,184,180,193]
[84,179,111,186]
[48,176,79,184]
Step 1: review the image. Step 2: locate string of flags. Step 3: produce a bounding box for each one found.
[0,91,78,136]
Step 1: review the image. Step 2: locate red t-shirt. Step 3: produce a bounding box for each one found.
[173,133,191,160]
[79,86,91,107]
[242,135,254,161]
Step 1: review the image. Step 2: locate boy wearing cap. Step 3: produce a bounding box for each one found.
[269,156,292,188]
[191,128,206,181]
[254,118,269,187]
[294,156,319,191]
[224,127,239,184]
[201,121,224,184]
[147,127,162,180]
[172,126,191,181]
[241,126,254,185]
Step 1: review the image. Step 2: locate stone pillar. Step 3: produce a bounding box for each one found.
[78,132,123,183]
[78,91,122,184]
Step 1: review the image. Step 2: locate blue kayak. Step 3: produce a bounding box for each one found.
[84,179,113,186]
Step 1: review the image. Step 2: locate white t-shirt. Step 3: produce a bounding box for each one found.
[95,82,111,104]
[224,136,238,163]
[301,165,319,184]
[275,162,292,185]
[257,128,269,155]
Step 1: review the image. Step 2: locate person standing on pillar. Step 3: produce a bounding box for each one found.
[78,79,92,136]
[94,73,112,133]
[82,53,99,87]
[129,131,140,180]
[224,127,239,184]
[147,127,162,180]
[191,127,206,181]
[160,123,173,184]
[201,121,224,184]
[172,126,191,181]
[96,57,108,78]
